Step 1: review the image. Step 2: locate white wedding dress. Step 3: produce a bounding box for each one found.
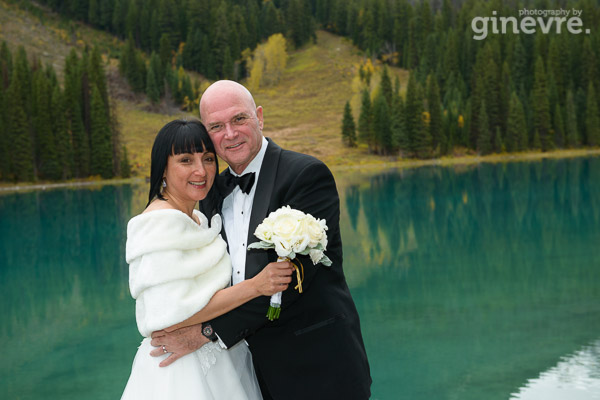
[121,209,262,400]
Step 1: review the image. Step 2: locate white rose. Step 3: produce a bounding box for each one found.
[255,218,275,242]
[272,212,301,240]
[304,216,326,248]
[273,235,294,258]
[309,249,324,265]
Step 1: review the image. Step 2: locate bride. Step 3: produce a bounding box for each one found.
[121,120,293,399]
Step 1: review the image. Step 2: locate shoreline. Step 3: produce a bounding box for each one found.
[1,148,599,194]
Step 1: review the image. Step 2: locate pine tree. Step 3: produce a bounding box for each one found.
[51,84,73,179]
[6,78,34,181]
[553,103,565,148]
[405,73,430,157]
[90,86,114,178]
[426,75,443,153]
[70,101,89,177]
[391,91,407,154]
[531,56,552,151]
[506,92,527,152]
[477,101,493,155]
[13,46,32,114]
[222,46,234,79]
[586,83,600,146]
[32,68,61,180]
[372,92,393,154]
[1,41,13,85]
[358,88,374,151]
[89,47,108,109]
[146,60,160,104]
[112,0,127,37]
[379,65,393,107]
[183,27,203,72]
[0,71,7,180]
[120,146,132,178]
[565,90,579,148]
[341,101,357,147]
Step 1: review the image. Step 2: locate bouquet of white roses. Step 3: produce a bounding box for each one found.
[248,205,331,320]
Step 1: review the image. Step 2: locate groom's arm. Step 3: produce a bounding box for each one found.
[209,157,342,347]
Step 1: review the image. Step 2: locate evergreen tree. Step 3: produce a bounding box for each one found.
[391,91,407,154]
[89,47,109,109]
[13,46,32,114]
[0,41,13,85]
[0,71,7,180]
[586,83,600,146]
[6,78,34,181]
[112,0,128,37]
[341,101,357,147]
[90,86,114,178]
[506,92,527,152]
[372,91,393,154]
[379,65,393,107]
[222,46,234,79]
[426,75,443,153]
[183,27,203,72]
[405,73,430,157]
[477,101,493,155]
[32,68,61,180]
[358,88,374,151]
[531,56,552,151]
[51,84,73,179]
[158,33,172,70]
[261,1,283,39]
[70,101,90,177]
[565,90,579,148]
[120,146,132,178]
[146,60,160,104]
[553,103,565,148]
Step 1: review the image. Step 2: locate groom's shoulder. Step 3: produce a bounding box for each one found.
[278,147,327,171]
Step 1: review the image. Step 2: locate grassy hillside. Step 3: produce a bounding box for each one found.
[0,0,409,179]
[118,30,408,177]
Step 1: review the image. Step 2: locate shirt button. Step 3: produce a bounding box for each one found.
[237,271,240,274]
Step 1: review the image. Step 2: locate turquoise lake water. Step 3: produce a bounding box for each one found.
[1,157,600,399]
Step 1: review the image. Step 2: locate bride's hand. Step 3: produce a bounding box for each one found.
[251,261,294,296]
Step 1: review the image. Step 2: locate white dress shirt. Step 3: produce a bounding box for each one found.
[221,136,269,286]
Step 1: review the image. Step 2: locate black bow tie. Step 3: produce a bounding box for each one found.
[220,170,256,196]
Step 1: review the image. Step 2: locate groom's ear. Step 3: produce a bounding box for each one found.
[256,106,264,130]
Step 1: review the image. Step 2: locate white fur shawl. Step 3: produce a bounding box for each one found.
[126,209,231,337]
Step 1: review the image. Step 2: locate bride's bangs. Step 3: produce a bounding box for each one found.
[171,123,215,156]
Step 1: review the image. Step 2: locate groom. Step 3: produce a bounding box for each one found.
[152,80,371,399]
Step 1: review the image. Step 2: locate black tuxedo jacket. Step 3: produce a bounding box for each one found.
[199,139,371,400]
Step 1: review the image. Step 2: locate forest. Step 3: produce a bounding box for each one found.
[1,0,599,182]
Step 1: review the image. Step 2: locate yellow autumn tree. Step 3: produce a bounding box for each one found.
[246,33,288,91]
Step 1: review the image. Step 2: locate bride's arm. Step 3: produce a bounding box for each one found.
[164,260,293,332]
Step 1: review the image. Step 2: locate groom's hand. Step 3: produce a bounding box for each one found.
[150,324,210,367]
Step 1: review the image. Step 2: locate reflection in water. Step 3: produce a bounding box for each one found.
[339,158,600,400]
[1,158,599,399]
[511,340,600,400]
[0,185,139,400]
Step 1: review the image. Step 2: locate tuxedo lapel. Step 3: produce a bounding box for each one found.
[245,139,281,278]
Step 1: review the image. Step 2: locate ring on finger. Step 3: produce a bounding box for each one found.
[162,345,167,354]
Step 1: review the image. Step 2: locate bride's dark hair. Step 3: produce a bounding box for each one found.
[146,119,218,207]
